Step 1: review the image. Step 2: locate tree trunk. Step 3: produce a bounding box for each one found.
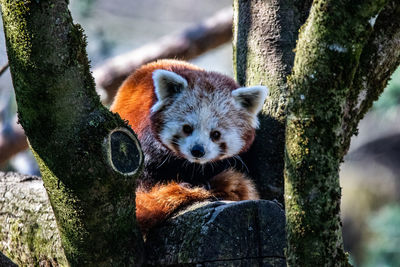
[0,171,286,266]
[285,0,398,265]
[0,0,144,265]
[233,0,311,203]
[234,0,400,265]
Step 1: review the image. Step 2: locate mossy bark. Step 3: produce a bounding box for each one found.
[342,0,400,152]
[234,0,399,266]
[285,0,388,265]
[0,1,144,266]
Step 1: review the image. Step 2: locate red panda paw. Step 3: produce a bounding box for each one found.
[135,182,212,232]
[209,169,260,201]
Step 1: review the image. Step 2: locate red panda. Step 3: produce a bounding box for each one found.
[110,59,268,232]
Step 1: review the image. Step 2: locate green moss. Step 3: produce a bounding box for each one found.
[1,1,33,66]
[33,149,87,262]
[6,215,68,267]
[284,0,388,265]
[1,0,145,265]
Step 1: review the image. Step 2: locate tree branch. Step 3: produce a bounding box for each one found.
[94,7,233,104]
[285,0,390,265]
[0,171,286,266]
[145,200,286,266]
[0,172,66,266]
[0,62,9,76]
[342,0,400,152]
[0,116,28,164]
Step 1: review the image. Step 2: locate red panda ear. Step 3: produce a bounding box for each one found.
[152,69,187,101]
[232,86,268,115]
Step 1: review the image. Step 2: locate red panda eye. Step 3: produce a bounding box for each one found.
[182,124,193,134]
[210,130,221,141]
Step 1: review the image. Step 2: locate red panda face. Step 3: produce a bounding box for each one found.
[150,69,268,164]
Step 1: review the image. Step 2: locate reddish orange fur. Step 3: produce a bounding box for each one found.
[135,182,212,232]
[135,169,259,233]
[110,60,202,136]
[111,60,260,232]
[210,169,259,201]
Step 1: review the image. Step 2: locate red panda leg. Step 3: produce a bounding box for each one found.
[209,169,260,201]
[135,182,212,232]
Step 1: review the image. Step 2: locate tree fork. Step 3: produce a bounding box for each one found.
[0,0,145,266]
[285,0,389,265]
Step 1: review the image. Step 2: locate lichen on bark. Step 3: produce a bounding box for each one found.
[0,0,145,265]
[284,0,389,265]
[0,173,67,266]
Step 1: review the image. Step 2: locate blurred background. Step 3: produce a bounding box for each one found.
[0,1,399,266]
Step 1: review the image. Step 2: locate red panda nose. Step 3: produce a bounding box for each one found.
[191,144,205,158]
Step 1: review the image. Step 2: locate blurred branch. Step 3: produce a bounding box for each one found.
[0,7,233,164]
[0,116,28,164]
[94,7,233,104]
[342,0,400,153]
[0,62,9,76]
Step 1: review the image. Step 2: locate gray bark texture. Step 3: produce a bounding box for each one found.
[0,171,286,267]
[0,172,66,266]
[233,0,312,203]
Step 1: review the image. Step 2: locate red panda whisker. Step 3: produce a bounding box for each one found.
[183,160,190,168]
[229,156,237,169]
[226,157,233,169]
[157,154,171,168]
[190,163,196,180]
[210,161,216,173]
[233,155,249,173]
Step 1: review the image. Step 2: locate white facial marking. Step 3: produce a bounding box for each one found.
[155,81,263,164]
